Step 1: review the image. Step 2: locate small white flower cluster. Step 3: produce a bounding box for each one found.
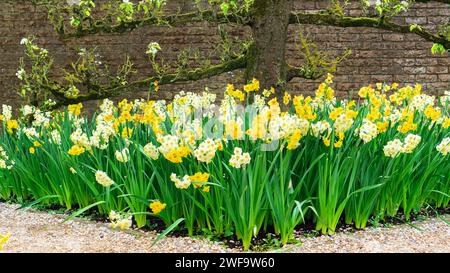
[92,99,117,149]
[73,117,86,128]
[32,110,51,128]
[334,113,354,133]
[387,109,402,124]
[2,105,12,121]
[143,143,159,160]
[311,120,331,137]
[70,128,91,148]
[269,114,308,140]
[92,125,115,150]
[16,68,26,80]
[22,127,39,139]
[115,148,130,163]
[436,137,450,156]
[311,96,336,111]
[0,146,14,170]
[410,94,434,111]
[171,91,217,120]
[88,130,103,149]
[170,173,191,189]
[95,170,115,187]
[71,118,111,151]
[439,91,450,105]
[20,37,30,45]
[296,118,310,137]
[253,95,266,110]
[359,119,378,143]
[21,105,35,116]
[229,147,251,169]
[384,134,422,158]
[383,139,403,158]
[109,210,132,230]
[193,138,217,163]
[158,134,180,155]
[99,99,116,115]
[131,98,144,112]
[146,42,161,57]
[149,100,167,121]
[402,134,422,154]
[50,130,61,145]
[172,119,202,145]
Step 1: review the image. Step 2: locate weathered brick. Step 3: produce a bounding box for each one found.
[427,66,448,74]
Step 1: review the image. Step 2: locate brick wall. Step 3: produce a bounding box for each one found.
[0,0,449,109]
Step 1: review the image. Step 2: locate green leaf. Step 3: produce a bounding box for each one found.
[63,201,105,222]
[220,3,229,15]
[431,43,446,55]
[151,218,185,247]
[18,195,60,210]
[409,24,421,32]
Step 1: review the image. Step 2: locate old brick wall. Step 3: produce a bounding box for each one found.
[0,0,449,109]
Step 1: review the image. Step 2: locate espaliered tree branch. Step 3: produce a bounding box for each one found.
[46,54,247,109]
[57,9,251,39]
[32,0,252,39]
[289,11,450,50]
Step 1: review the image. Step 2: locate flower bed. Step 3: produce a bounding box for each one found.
[0,75,449,250]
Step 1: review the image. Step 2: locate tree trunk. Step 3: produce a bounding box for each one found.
[245,0,292,96]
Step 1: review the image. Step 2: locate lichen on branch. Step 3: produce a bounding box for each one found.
[33,0,252,39]
[17,38,248,110]
[289,11,450,50]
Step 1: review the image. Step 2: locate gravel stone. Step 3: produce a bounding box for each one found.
[1,202,449,253]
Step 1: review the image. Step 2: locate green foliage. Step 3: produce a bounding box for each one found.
[360,0,412,18]
[209,0,254,15]
[16,37,54,107]
[1,80,449,250]
[16,38,135,109]
[295,32,352,79]
[431,43,447,55]
[69,0,96,27]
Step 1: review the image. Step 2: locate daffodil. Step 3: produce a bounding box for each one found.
[150,201,166,214]
[68,145,85,156]
[95,170,114,187]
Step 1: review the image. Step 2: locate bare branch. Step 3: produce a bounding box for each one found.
[47,54,247,108]
[289,12,450,50]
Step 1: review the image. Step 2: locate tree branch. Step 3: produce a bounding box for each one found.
[57,9,250,39]
[47,54,247,108]
[286,64,325,82]
[289,12,450,50]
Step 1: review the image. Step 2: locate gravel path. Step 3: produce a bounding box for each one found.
[280,215,450,253]
[0,202,230,253]
[0,202,449,253]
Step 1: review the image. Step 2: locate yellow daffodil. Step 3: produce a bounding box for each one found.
[68,145,85,156]
[150,200,166,214]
